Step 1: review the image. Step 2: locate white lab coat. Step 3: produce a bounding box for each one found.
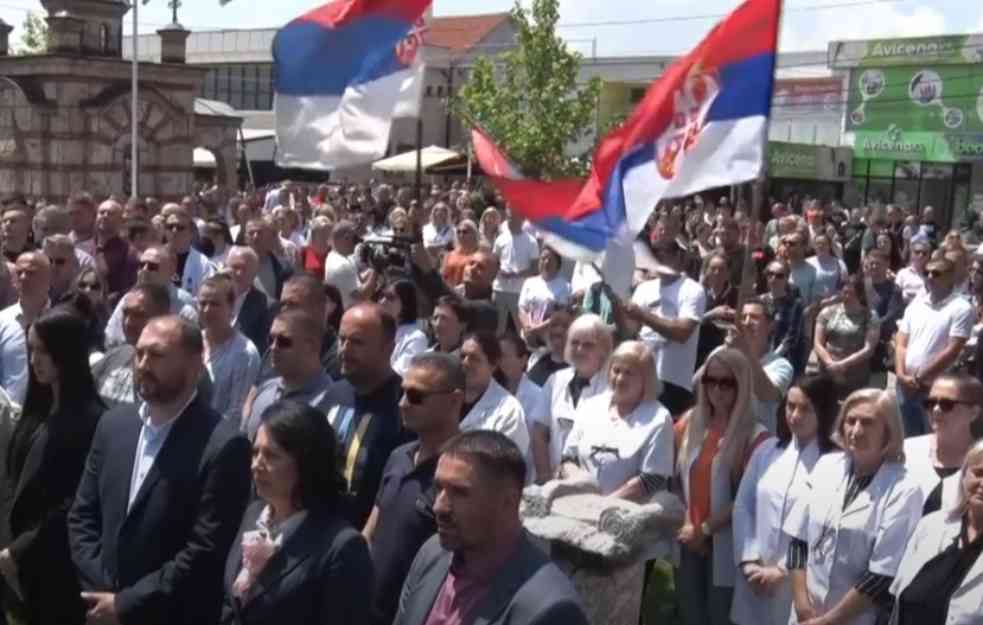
[461,378,530,457]
[179,247,217,296]
[731,438,821,625]
[513,374,544,484]
[889,509,983,625]
[390,324,428,377]
[677,421,770,588]
[783,452,924,625]
[531,367,607,471]
[903,435,963,512]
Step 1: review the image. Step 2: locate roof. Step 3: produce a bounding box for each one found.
[426,13,511,53]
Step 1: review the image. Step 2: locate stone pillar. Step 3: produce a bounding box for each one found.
[0,19,12,56]
[46,11,84,55]
[157,23,190,64]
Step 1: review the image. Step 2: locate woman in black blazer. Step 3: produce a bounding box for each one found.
[0,306,105,625]
[221,401,373,625]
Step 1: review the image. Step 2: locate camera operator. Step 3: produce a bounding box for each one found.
[325,220,379,308]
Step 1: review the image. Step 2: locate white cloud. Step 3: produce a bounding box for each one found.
[780,4,948,52]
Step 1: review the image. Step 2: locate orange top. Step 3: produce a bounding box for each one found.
[441,250,474,287]
[687,423,723,529]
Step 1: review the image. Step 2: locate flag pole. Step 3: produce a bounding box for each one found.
[414,117,423,207]
[130,0,139,199]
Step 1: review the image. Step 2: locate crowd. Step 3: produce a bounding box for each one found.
[0,179,977,625]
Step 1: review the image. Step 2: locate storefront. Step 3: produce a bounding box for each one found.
[767,141,853,202]
[831,33,983,228]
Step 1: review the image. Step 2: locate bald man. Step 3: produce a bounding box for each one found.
[324,303,412,527]
[95,199,139,297]
[0,252,51,403]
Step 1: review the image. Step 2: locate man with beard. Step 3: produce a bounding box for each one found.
[68,316,251,625]
[392,431,588,625]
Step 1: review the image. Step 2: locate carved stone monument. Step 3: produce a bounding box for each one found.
[0,0,241,200]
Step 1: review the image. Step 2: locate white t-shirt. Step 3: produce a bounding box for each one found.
[562,393,674,495]
[324,250,360,308]
[518,275,572,324]
[751,351,794,433]
[632,275,706,391]
[422,222,455,250]
[895,266,926,303]
[492,229,539,293]
[571,238,636,299]
[898,292,975,374]
[806,255,847,301]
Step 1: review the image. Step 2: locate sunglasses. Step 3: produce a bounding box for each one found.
[703,375,737,390]
[922,397,972,413]
[166,223,188,232]
[766,271,787,279]
[912,249,929,256]
[403,387,454,405]
[51,257,69,266]
[78,281,101,291]
[139,261,160,271]
[270,334,294,349]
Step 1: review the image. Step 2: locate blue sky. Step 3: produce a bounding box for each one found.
[1,0,981,57]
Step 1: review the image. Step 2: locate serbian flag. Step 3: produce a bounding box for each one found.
[273,0,431,169]
[473,0,781,260]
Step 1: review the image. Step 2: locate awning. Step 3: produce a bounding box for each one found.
[372,145,464,173]
[194,148,217,168]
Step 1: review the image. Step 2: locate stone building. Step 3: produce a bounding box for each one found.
[0,0,241,201]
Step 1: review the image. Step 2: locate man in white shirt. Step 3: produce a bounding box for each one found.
[325,220,377,309]
[730,297,794,433]
[0,252,50,404]
[492,209,539,334]
[624,239,706,416]
[895,257,975,437]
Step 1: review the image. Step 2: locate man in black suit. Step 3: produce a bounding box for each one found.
[68,315,252,625]
[226,245,271,353]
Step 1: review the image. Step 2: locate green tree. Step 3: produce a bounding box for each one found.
[455,0,600,179]
[16,11,47,55]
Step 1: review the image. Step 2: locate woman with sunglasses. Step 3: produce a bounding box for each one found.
[731,374,839,625]
[785,389,922,625]
[439,219,479,288]
[813,273,881,398]
[674,347,771,625]
[71,268,110,346]
[377,280,427,378]
[889,439,983,625]
[903,374,983,518]
[761,260,805,372]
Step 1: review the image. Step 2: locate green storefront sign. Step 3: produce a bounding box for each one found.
[831,34,983,68]
[846,64,983,132]
[854,126,983,162]
[768,143,818,178]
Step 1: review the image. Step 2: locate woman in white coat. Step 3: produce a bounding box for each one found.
[529,314,612,483]
[674,347,772,625]
[459,332,529,457]
[903,373,982,517]
[560,341,674,501]
[731,374,840,625]
[889,440,983,625]
[785,389,924,625]
[378,280,428,377]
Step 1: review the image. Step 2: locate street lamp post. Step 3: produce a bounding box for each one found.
[130,0,139,198]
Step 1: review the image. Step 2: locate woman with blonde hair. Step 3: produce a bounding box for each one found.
[440,219,479,287]
[786,389,923,625]
[560,340,673,501]
[890,440,983,625]
[674,347,771,625]
[479,206,502,248]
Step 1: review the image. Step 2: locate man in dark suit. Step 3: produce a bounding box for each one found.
[68,315,252,625]
[393,431,588,625]
[226,245,271,353]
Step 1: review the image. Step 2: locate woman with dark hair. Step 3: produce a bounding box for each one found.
[203,219,234,266]
[814,272,881,398]
[378,280,427,377]
[221,401,372,625]
[460,332,529,458]
[427,295,468,355]
[0,306,105,625]
[731,374,838,625]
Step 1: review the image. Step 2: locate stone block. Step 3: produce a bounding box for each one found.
[49,111,69,134]
[13,106,32,132]
[23,138,42,165]
[89,143,112,166]
[0,169,17,194]
[68,172,86,193]
[48,171,66,197]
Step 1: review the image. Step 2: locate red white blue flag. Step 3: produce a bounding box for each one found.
[273,0,431,169]
[473,0,781,260]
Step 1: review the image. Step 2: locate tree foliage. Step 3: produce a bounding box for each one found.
[15,11,47,55]
[455,0,600,179]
